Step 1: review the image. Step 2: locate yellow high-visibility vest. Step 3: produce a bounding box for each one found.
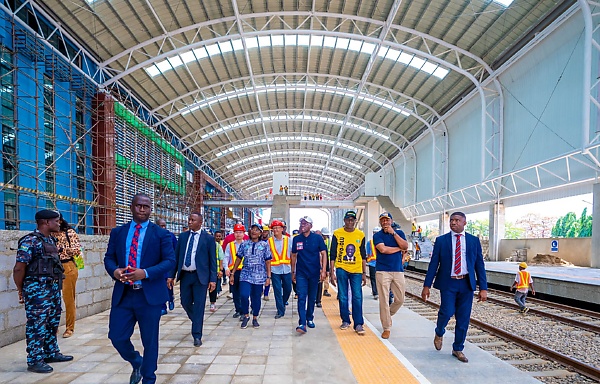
[516,270,530,289]
[228,242,243,270]
[268,237,290,266]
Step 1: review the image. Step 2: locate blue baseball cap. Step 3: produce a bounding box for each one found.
[379,212,393,220]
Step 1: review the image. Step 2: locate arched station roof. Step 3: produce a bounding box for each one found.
[39,0,570,198]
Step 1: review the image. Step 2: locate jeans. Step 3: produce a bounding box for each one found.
[272,273,292,316]
[296,273,319,326]
[368,265,378,296]
[336,268,364,328]
[514,291,527,310]
[239,281,263,316]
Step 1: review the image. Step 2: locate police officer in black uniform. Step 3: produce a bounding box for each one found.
[12,209,74,373]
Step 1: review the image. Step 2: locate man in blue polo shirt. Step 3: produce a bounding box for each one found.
[291,216,327,334]
[373,212,409,339]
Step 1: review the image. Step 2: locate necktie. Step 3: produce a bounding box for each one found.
[184,232,197,267]
[454,234,462,276]
[128,224,142,268]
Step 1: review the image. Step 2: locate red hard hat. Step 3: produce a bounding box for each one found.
[270,220,284,229]
[233,223,246,232]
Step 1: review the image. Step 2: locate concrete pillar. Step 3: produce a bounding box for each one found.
[489,202,505,262]
[363,200,380,236]
[270,195,290,226]
[439,212,449,236]
[591,183,600,268]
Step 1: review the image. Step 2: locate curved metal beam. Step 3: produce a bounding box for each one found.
[232,168,362,189]
[241,176,348,194]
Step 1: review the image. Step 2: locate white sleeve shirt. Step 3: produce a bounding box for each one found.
[450,231,467,276]
[182,230,201,271]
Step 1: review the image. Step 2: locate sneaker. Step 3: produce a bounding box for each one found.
[210,303,216,312]
[316,303,322,308]
[355,324,365,335]
[373,295,379,300]
[296,325,307,334]
[523,307,530,313]
[285,301,289,306]
[168,301,175,311]
[307,320,315,328]
[252,318,260,328]
[161,309,168,316]
[340,322,350,330]
[233,312,240,318]
[275,314,284,319]
[263,296,270,301]
[323,291,331,297]
[241,316,250,329]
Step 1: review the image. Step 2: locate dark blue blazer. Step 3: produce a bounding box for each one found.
[424,232,488,292]
[104,221,176,306]
[171,230,217,286]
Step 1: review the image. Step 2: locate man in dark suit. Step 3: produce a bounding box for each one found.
[168,212,216,347]
[421,211,487,363]
[104,193,175,384]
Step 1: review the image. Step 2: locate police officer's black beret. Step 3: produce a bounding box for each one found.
[35,209,60,220]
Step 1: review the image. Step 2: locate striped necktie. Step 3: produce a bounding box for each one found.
[454,234,462,275]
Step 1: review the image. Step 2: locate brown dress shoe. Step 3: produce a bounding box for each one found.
[381,330,391,339]
[452,350,468,363]
[434,334,443,350]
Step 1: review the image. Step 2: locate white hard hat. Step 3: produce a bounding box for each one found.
[321,227,331,235]
[373,226,381,232]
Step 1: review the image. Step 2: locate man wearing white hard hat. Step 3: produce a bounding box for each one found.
[291,216,327,334]
[366,226,381,300]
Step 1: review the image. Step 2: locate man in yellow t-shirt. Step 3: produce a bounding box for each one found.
[329,210,367,335]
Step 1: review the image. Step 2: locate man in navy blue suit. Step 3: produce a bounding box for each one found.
[104,193,175,384]
[168,212,216,347]
[421,211,487,363]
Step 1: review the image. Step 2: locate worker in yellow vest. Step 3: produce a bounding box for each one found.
[268,220,292,318]
[366,227,381,300]
[225,224,246,319]
[510,262,535,313]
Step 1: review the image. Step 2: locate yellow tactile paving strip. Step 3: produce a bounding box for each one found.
[321,291,420,384]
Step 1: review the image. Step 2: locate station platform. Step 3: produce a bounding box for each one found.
[0,284,542,384]
[410,258,600,307]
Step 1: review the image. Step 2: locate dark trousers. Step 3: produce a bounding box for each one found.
[23,279,61,366]
[368,265,378,296]
[316,281,323,304]
[240,281,263,316]
[179,271,209,340]
[209,277,222,303]
[435,278,473,352]
[296,273,319,326]
[108,287,162,384]
[272,272,292,316]
[231,270,242,313]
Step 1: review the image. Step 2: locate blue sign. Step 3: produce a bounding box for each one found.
[551,240,558,253]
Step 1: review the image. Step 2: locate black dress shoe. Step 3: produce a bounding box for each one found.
[316,303,322,308]
[27,362,53,373]
[233,312,240,318]
[130,367,142,384]
[44,353,74,363]
[274,314,284,319]
[193,338,202,347]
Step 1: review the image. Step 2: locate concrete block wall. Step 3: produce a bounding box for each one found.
[0,230,113,347]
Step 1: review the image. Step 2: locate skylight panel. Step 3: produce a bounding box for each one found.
[145,65,160,77]
[323,36,336,48]
[297,35,310,46]
[421,62,437,74]
[493,0,514,6]
[180,51,196,64]
[348,40,362,52]
[409,57,425,70]
[258,36,271,48]
[245,37,259,49]
[167,56,183,69]
[310,35,323,47]
[232,39,244,50]
[336,38,350,50]
[385,48,400,61]
[219,41,233,53]
[271,35,284,46]
[397,52,413,64]
[206,43,220,56]
[360,42,375,55]
[193,47,208,59]
[377,47,389,58]
[433,67,449,79]
[285,35,297,45]
[155,60,172,73]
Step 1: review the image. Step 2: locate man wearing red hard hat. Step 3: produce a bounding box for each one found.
[224,223,247,319]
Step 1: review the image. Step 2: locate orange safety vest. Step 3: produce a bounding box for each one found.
[366,240,376,263]
[516,270,530,289]
[227,242,244,270]
[268,236,290,266]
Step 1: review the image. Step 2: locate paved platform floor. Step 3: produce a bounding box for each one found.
[0,283,542,383]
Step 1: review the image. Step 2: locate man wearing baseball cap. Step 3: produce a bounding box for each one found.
[373,212,409,339]
[291,216,328,334]
[268,220,292,318]
[330,210,367,335]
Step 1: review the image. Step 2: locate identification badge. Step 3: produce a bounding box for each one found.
[297,242,304,250]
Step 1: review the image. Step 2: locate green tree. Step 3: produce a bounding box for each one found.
[551,209,592,238]
[504,222,525,239]
[466,219,489,237]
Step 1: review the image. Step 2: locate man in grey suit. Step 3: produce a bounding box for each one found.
[168,212,216,346]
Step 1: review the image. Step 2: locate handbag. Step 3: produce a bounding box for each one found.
[73,247,85,270]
